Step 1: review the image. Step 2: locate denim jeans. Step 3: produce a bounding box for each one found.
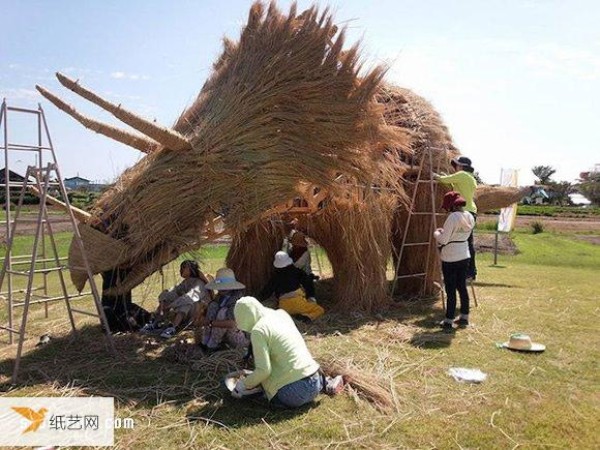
[270,371,323,409]
[442,258,470,320]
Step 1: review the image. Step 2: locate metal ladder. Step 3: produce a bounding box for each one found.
[0,100,115,383]
[390,147,446,299]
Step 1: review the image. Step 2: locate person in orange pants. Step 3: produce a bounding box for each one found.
[260,251,324,322]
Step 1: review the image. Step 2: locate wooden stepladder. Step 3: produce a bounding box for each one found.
[0,100,115,383]
[390,145,478,309]
[390,147,446,302]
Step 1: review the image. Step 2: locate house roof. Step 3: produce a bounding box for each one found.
[64,176,90,182]
[0,168,28,182]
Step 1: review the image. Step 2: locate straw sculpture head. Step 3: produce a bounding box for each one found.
[36,1,405,294]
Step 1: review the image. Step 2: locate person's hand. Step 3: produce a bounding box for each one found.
[232,378,246,398]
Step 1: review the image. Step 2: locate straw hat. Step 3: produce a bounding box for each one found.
[502,333,546,352]
[205,268,245,290]
[273,251,293,268]
[290,231,308,247]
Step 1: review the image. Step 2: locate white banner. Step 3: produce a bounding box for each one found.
[0,397,115,446]
[497,168,519,233]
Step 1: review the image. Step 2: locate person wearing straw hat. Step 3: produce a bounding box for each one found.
[232,296,344,408]
[140,260,210,338]
[435,156,478,280]
[198,267,249,352]
[260,251,324,322]
[434,191,475,332]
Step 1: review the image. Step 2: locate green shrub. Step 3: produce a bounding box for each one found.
[516,205,600,217]
[530,221,544,234]
[477,220,498,231]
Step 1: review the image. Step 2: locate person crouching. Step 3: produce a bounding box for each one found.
[232,297,343,408]
[260,251,324,322]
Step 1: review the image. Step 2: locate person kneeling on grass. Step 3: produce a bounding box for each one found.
[197,268,248,353]
[232,297,344,408]
[434,191,475,332]
[141,260,211,338]
[260,251,324,322]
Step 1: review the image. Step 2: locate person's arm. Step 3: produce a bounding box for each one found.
[436,172,462,185]
[299,268,316,298]
[434,214,458,246]
[242,331,272,389]
[207,319,237,329]
[158,283,181,303]
[293,251,311,273]
[208,301,238,329]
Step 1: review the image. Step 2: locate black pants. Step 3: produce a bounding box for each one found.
[467,211,477,278]
[442,259,470,320]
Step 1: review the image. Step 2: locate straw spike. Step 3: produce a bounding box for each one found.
[28,185,91,222]
[55,73,192,151]
[36,85,158,153]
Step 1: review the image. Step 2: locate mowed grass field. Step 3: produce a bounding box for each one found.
[0,227,599,449]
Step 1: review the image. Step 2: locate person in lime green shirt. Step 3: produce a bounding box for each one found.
[232,297,344,408]
[435,156,478,279]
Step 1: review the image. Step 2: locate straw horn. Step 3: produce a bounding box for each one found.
[36,85,158,153]
[28,185,91,222]
[55,72,192,151]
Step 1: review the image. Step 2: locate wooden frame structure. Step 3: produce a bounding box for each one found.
[0,100,115,383]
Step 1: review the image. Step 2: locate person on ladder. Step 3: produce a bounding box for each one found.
[435,156,478,281]
[434,191,475,332]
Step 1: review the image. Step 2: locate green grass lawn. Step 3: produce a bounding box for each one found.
[0,231,599,448]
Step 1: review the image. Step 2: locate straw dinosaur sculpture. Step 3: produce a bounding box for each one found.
[36,1,526,312]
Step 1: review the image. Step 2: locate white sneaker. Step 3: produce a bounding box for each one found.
[325,375,345,395]
[160,326,177,338]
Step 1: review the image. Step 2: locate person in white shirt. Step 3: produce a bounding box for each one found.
[140,260,211,338]
[434,191,475,331]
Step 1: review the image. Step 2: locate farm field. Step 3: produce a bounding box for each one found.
[0,221,599,448]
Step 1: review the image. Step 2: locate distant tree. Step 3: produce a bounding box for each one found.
[532,165,556,185]
[547,181,573,206]
[578,172,600,206]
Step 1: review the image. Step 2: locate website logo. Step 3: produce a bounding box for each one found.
[0,397,116,446]
[11,407,48,433]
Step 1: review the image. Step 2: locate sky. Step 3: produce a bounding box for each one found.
[1,0,599,186]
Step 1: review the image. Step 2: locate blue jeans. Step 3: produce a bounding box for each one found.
[270,371,323,409]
